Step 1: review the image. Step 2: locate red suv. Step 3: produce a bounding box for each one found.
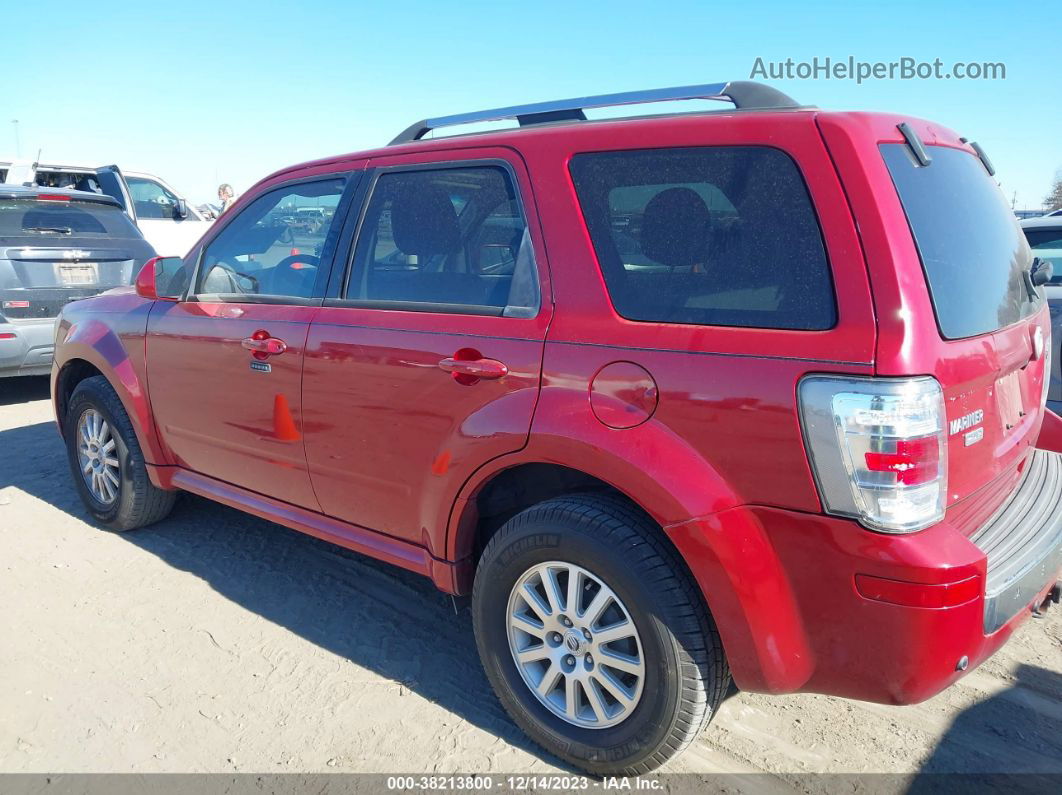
[51,82,1062,775]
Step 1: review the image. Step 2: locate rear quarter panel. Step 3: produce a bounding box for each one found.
[818,112,1049,534]
[506,111,876,518]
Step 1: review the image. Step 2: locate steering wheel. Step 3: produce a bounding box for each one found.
[207,262,260,293]
[275,254,320,271]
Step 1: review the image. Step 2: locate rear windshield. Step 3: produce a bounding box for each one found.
[881,144,1036,339]
[0,199,140,239]
[569,147,836,330]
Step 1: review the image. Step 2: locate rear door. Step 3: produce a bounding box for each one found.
[94,166,137,223]
[302,149,552,548]
[146,174,354,508]
[879,141,1049,509]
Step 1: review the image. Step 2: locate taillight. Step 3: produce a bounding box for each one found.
[799,376,947,533]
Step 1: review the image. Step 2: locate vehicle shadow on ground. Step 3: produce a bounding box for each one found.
[0,376,50,406]
[0,418,570,771]
[910,663,1062,789]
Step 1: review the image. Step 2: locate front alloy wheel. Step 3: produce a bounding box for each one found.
[76,408,121,505]
[63,375,177,531]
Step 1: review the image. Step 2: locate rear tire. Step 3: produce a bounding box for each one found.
[472,494,729,775]
[63,376,176,531]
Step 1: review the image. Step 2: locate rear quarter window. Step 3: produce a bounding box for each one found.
[0,200,141,239]
[569,146,836,330]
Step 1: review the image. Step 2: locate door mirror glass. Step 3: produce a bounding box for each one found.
[174,198,189,220]
[136,256,186,301]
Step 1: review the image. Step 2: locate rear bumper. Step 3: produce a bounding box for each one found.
[0,318,55,377]
[972,449,1062,633]
[667,452,1062,705]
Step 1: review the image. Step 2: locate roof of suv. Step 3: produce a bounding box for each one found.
[250,81,976,200]
[261,82,829,184]
[0,184,121,206]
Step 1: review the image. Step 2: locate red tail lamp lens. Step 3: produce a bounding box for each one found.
[864,437,940,486]
[855,574,981,608]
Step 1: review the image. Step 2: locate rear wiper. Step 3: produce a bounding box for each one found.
[25,226,73,235]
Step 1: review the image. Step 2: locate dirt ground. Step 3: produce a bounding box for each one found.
[1,375,1060,785]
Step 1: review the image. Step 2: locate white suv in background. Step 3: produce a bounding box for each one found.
[121,171,210,256]
[0,160,210,257]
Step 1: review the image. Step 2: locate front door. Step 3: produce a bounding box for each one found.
[124,174,206,257]
[303,152,552,550]
[146,174,351,508]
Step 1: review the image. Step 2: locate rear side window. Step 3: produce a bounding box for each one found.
[0,200,140,238]
[345,165,539,316]
[569,147,836,330]
[882,144,1035,339]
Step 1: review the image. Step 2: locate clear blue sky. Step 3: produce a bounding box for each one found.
[4,0,1059,208]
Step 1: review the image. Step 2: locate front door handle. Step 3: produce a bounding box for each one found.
[438,356,509,381]
[242,330,287,358]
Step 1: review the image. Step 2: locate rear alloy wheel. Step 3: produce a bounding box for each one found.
[507,561,645,729]
[64,376,177,531]
[473,494,729,775]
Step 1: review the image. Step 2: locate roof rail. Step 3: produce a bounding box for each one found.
[389,81,801,145]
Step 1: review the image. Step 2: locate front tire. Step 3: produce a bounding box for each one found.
[63,376,176,531]
[472,494,729,775]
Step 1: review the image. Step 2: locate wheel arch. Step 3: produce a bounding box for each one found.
[444,424,744,567]
[445,440,813,694]
[54,358,105,433]
[53,315,165,465]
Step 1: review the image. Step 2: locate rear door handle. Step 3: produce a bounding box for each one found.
[242,331,287,357]
[438,356,508,380]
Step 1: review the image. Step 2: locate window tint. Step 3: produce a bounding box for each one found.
[1024,228,1062,284]
[346,166,539,315]
[0,200,141,238]
[882,144,1035,339]
[126,176,191,221]
[569,147,835,330]
[196,178,345,300]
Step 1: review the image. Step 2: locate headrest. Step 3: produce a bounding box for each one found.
[391,183,460,257]
[640,187,711,268]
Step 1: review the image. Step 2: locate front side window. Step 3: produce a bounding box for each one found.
[126,177,189,221]
[569,147,836,330]
[345,165,539,315]
[196,177,346,300]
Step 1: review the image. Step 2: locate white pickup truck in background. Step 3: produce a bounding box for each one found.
[0,160,210,257]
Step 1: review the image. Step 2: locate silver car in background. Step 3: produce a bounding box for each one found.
[1022,216,1062,413]
[0,186,155,378]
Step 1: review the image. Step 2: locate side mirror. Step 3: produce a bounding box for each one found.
[135,256,185,301]
[174,198,189,220]
[1031,257,1054,287]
